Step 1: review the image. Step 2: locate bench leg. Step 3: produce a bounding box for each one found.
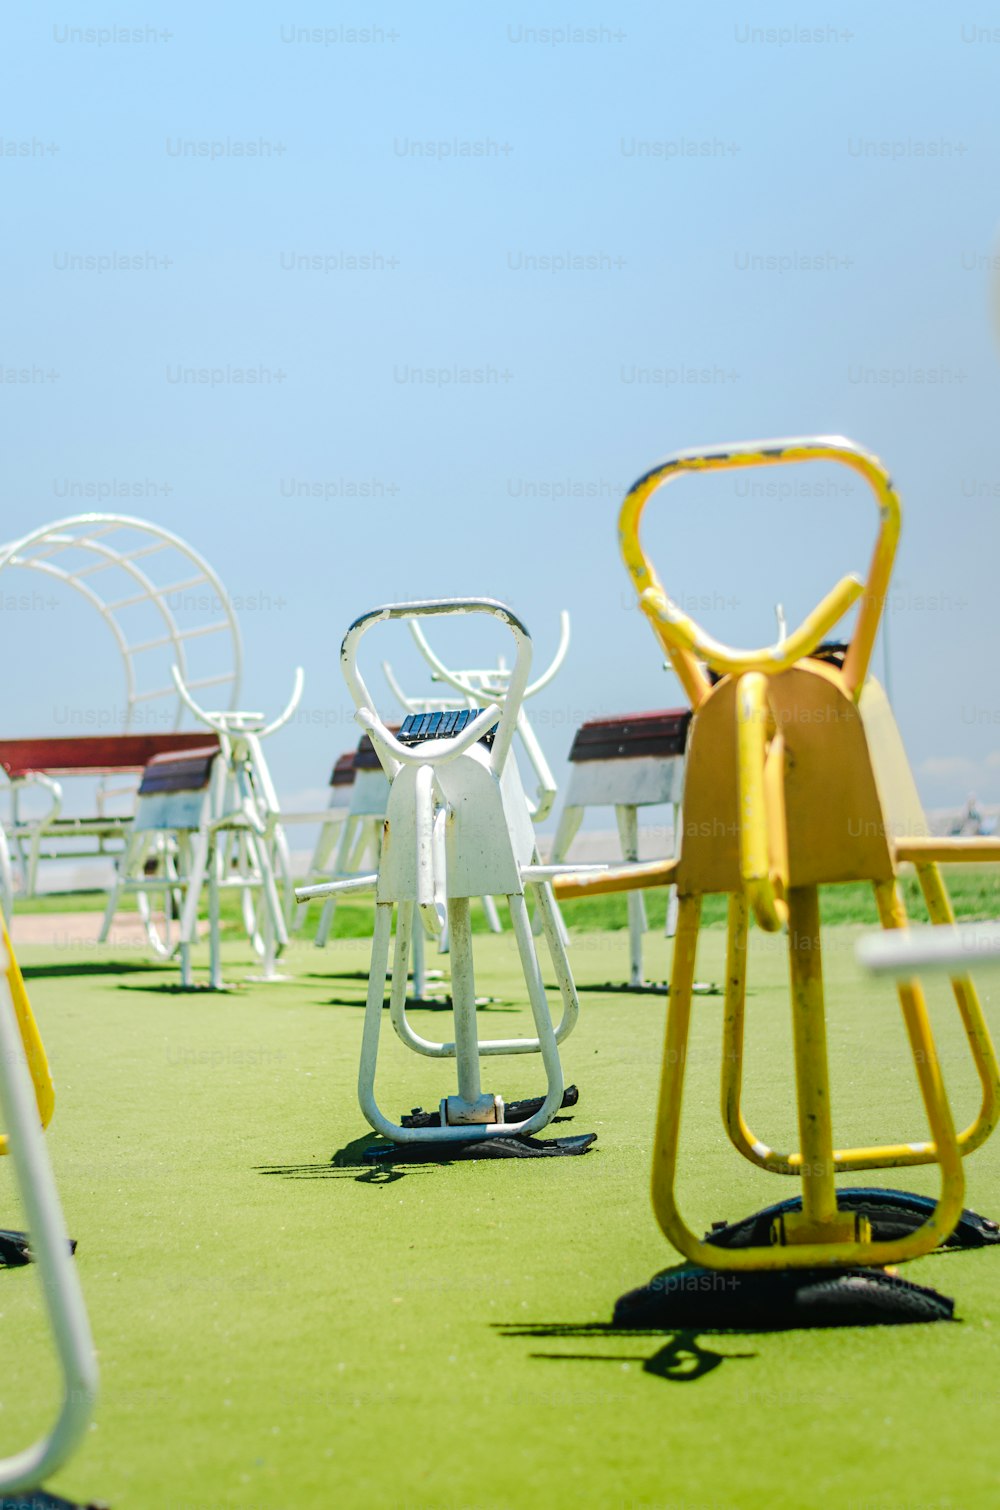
[615,804,647,986]
[315,815,360,948]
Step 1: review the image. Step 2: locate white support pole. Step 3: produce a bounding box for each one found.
[411,916,427,1000]
[315,814,360,948]
[0,965,97,1494]
[480,895,503,935]
[357,903,395,1129]
[208,837,223,991]
[447,896,482,1107]
[615,804,646,986]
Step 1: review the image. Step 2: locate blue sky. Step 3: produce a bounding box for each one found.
[3,3,999,819]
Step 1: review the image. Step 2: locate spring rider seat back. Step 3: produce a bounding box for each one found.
[569,435,1000,1280]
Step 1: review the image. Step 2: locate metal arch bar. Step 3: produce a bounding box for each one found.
[71,539,171,578]
[8,522,123,564]
[42,534,210,733]
[131,671,237,703]
[103,574,209,612]
[129,622,232,655]
[10,558,139,724]
[617,435,903,704]
[0,514,243,715]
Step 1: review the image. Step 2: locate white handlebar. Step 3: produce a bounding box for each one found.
[408,608,571,701]
[341,599,533,780]
[171,664,304,738]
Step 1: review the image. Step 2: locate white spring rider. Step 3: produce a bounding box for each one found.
[297,599,597,1142]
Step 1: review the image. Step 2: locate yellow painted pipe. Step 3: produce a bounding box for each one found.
[0,917,55,1151]
[553,859,678,901]
[618,436,902,702]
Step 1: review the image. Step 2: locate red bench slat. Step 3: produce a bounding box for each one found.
[329,752,358,787]
[352,728,399,772]
[568,710,691,763]
[0,734,220,780]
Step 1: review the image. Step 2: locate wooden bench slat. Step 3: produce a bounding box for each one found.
[0,734,219,779]
[568,710,691,763]
[329,752,358,788]
[137,746,218,795]
[352,728,399,772]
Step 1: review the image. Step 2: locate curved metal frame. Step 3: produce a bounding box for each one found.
[0,513,243,728]
[619,435,901,706]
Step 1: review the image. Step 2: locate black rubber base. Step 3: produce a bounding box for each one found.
[614,1264,955,1330]
[0,1229,77,1268]
[0,1230,32,1267]
[401,1084,580,1129]
[395,995,498,1011]
[705,1189,1000,1251]
[576,981,721,996]
[363,1132,597,1163]
[0,1495,109,1509]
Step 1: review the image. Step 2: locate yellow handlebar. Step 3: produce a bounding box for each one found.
[618,435,902,705]
[0,917,55,1149]
[640,574,864,680]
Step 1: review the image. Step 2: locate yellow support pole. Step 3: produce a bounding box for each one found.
[0,917,54,1150]
[736,672,787,932]
[780,886,854,1242]
[553,859,677,901]
[913,864,1000,1155]
[872,881,966,1207]
[650,893,702,1250]
[896,837,1000,864]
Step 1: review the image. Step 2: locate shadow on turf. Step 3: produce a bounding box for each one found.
[321,997,515,1011]
[495,1321,756,1382]
[19,959,165,981]
[256,1116,582,1187]
[257,1132,434,1186]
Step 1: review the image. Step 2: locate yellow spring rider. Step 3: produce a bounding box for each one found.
[558,436,1000,1322]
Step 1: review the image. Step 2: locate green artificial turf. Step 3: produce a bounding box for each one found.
[3,909,1000,1508]
[21,861,1000,934]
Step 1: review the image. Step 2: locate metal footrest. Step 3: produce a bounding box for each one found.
[364,1130,597,1163]
[401,1084,579,1129]
[704,1189,1000,1251]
